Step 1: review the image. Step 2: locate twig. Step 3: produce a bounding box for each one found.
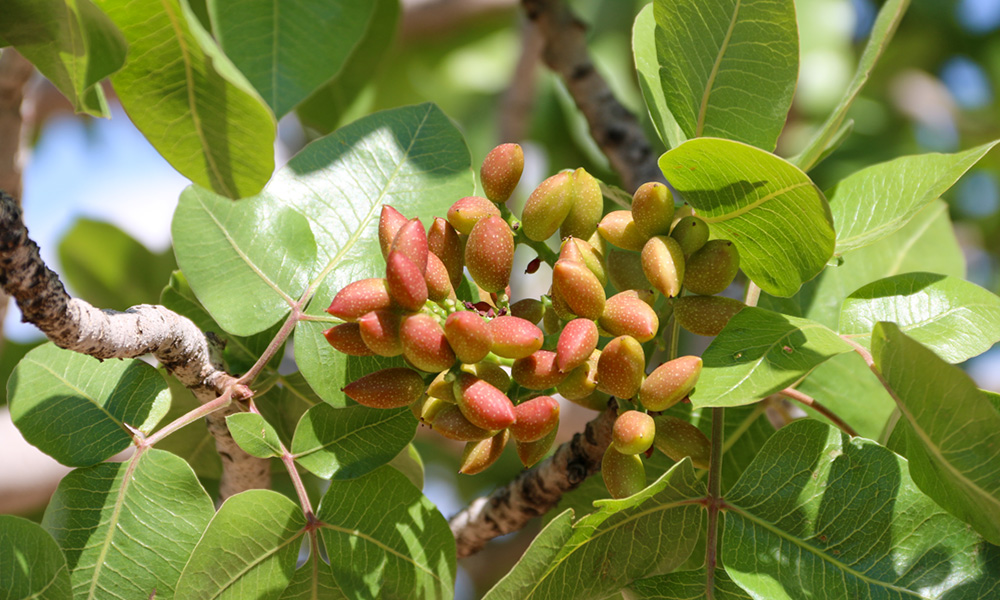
[0,192,268,499]
[522,0,663,192]
[499,21,543,143]
[778,387,858,438]
[449,399,618,558]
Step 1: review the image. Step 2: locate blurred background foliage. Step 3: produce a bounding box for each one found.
[2,0,1000,596]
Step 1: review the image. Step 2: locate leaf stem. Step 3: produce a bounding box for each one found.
[142,389,234,448]
[704,406,725,599]
[249,398,316,518]
[237,309,299,386]
[778,388,858,437]
[743,281,761,306]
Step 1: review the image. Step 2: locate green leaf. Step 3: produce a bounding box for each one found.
[760,199,965,328]
[227,412,284,458]
[59,218,176,311]
[840,272,1000,363]
[175,490,306,599]
[658,138,834,296]
[279,554,347,600]
[317,466,455,599]
[208,0,375,118]
[0,515,71,600]
[690,308,851,408]
[291,403,415,479]
[830,141,998,255]
[724,419,999,598]
[792,0,909,171]
[42,449,214,600]
[654,0,798,151]
[8,343,170,466]
[0,0,125,117]
[872,322,1000,545]
[0,338,41,407]
[294,326,405,407]
[387,443,424,490]
[95,0,276,198]
[485,461,704,600]
[255,373,321,446]
[627,569,752,599]
[483,510,576,599]
[155,376,222,479]
[794,352,895,440]
[632,3,685,149]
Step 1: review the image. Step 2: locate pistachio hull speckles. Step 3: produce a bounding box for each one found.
[480,143,524,204]
[327,278,393,321]
[606,249,650,292]
[612,410,655,455]
[673,295,745,336]
[596,335,645,399]
[552,259,605,320]
[488,315,543,359]
[465,215,514,293]
[509,395,560,442]
[602,446,645,499]
[511,350,566,390]
[454,372,516,431]
[510,298,544,324]
[556,318,599,373]
[386,250,429,311]
[640,356,701,411]
[683,240,740,296]
[598,210,647,252]
[342,367,424,409]
[462,361,511,393]
[428,217,464,290]
[599,292,659,343]
[641,235,685,298]
[428,403,496,442]
[357,309,403,357]
[459,430,509,474]
[425,252,454,301]
[324,323,375,356]
[378,205,408,259]
[653,415,711,469]
[389,218,429,275]
[559,237,607,286]
[631,182,674,239]
[516,428,557,467]
[444,311,493,364]
[399,313,456,372]
[560,168,603,241]
[521,171,574,241]
[669,216,709,258]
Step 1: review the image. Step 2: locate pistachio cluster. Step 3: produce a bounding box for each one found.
[323,143,733,489]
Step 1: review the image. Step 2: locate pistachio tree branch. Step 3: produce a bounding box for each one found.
[522,0,663,192]
[0,191,268,499]
[449,399,618,558]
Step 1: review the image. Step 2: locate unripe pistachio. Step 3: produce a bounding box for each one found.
[641,235,685,298]
[400,313,457,372]
[378,205,409,260]
[612,410,655,455]
[447,196,501,235]
[444,311,492,364]
[556,318,599,373]
[462,361,510,392]
[552,259,606,320]
[465,215,514,293]
[606,249,650,292]
[510,298,544,325]
[425,252,454,301]
[653,415,711,469]
[522,171,575,241]
[557,350,600,401]
[357,309,403,357]
[670,203,695,229]
[597,335,645,399]
[512,350,566,390]
[389,219,428,274]
[673,295,745,336]
[567,390,612,411]
[560,168,603,241]
[481,143,524,204]
[602,446,646,499]
[454,372,516,430]
[542,301,562,335]
[324,323,375,356]
[559,237,607,285]
[459,429,509,475]
[386,251,429,311]
[599,292,659,343]
[428,217,465,290]
[639,356,701,411]
[617,288,656,306]
[327,278,393,321]
[669,216,709,258]
[516,428,557,467]
[683,240,740,295]
[631,182,674,239]
[510,395,560,442]
[428,403,496,441]
[598,210,647,252]
[548,285,576,321]
[426,372,456,402]
[488,315,543,359]
[342,367,424,409]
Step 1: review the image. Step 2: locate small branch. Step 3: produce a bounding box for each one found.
[499,22,543,143]
[704,406,724,599]
[522,0,663,192]
[778,388,858,438]
[142,390,234,448]
[0,192,268,500]
[743,281,761,307]
[449,399,618,558]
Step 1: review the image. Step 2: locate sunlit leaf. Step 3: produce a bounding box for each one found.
[0,515,71,600]
[227,412,283,458]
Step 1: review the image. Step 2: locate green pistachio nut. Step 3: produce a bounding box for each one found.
[511,350,567,390]
[669,215,709,258]
[612,410,655,455]
[488,315,544,359]
[465,215,515,293]
[428,403,496,441]
[599,291,659,343]
[606,248,650,292]
[342,367,424,409]
[630,182,674,238]
[559,237,607,285]
[684,239,740,295]
[641,235,685,298]
[510,298,544,325]
[480,143,524,204]
[639,356,701,411]
[596,335,645,399]
[673,295,745,336]
[560,168,603,241]
[428,217,465,290]
[462,361,511,393]
[459,429,509,474]
[447,196,501,235]
[598,210,647,252]
[399,313,457,372]
[552,259,606,320]
[509,395,560,442]
[602,446,646,499]
[521,171,575,241]
[652,415,711,469]
[516,428,557,467]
